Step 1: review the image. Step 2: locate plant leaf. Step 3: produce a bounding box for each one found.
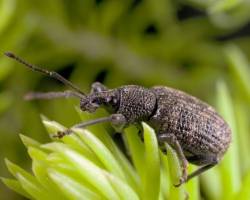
[0,177,32,199]
[75,128,126,181]
[43,142,120,199]
[105,172,140,200]
[48,169,102,200]
[142,123,160,200]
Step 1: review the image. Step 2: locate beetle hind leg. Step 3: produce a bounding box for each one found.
[158,133,220,186]
[186,154,219,182]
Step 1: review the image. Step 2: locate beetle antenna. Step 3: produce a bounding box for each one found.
[4,52,86,98]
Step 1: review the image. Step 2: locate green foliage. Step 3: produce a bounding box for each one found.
[1,0,250,199]
[2,75,250,200]
[2,117,187,200]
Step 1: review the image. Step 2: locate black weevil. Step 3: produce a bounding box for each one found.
[5,52,231,186]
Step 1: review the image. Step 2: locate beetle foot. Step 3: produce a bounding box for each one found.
[174,162,188,187]
[174,176,187,187]
[159,144,167,154]
[53,129,72,138]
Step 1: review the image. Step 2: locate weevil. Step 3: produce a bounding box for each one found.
[5,52,231,186]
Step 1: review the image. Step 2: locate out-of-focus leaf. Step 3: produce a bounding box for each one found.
[201,167,222,200]
[234,101,250,174]
[5,159,50,199]
[0,92,12,114]
[224,44,250,102]
[0,0,16,34]
[216,81,241,198]
[20,134,41,148]
[236,170,250,199]
[186,165,199,200]
[16,173,52,200]
[0,177,32,199]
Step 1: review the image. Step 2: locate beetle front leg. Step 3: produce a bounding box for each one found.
[158,134,188,187]
[55,113,127,138]
[110,113,127,132]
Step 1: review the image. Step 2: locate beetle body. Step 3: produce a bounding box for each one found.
[82,84,231,164]
[80,84,231,185]
[5,52,231,186]
[148,86,231,165]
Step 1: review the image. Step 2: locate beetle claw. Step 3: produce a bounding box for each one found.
[174,164,188,187]
[174,176,186,187]
[53,129,72,138]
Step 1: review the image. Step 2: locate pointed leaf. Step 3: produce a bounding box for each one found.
[216,81,241,197]
[142,123,160,200]
[0,177,32,199]
[44,143,119,199]
[75,128,126,181]
[20,134,41,148]
[124,125,145,180]
[48,169,102,200]
[16,173,52,200]
[105,172,139,200]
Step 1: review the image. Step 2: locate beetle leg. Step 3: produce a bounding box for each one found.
[158,134,188,187]
[55,113,127,138]
[136,123,144,141]
[110,113,127,132]
[91,82,108,94]
[185,155,219,182]
[186,161,218,182]
[24,90,82,100]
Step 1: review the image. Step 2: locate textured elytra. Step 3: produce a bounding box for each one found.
[148,86,231,165]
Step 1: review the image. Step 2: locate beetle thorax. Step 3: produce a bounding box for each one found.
[116,85,157,124]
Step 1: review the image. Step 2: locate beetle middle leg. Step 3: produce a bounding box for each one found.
[157,134,188,187]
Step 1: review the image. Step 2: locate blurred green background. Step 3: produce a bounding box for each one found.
[1,0,250,199]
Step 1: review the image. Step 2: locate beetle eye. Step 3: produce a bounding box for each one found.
[112,98,118,104]
[91,99,100,105]
[88,96,100,105]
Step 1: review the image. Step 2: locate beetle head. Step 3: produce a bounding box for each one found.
[80,89,120,113]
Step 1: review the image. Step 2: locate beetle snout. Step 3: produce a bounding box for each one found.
[80,97,99,113]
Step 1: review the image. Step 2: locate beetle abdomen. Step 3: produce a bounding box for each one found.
[149,86,231,160]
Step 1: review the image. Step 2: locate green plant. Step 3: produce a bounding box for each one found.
[1,112,193,200]
[1,1,250,199]
[2,79,250,200]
